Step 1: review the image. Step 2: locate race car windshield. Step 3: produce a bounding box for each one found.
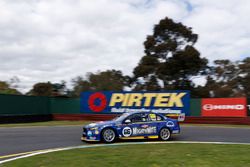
[112,113,130,122]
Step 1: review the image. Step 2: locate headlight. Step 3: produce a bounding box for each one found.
[89,127,100,135]
[87,131,93,136]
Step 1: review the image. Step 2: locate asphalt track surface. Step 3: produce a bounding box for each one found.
[0,125,250,157]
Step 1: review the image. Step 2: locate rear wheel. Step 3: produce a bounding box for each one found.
[102,128,116,143]
[159,128,171,141]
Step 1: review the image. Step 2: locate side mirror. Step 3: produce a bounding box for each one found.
[124,119,131,124]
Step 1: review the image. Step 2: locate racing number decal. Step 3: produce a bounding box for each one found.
[122,127,132,137]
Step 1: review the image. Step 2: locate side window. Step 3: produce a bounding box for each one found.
[125,113,163,123]
[140,113,148,122]
[127,114,143,123]
[156,114,163,121]
[148,113,163,121]
[148,113,157,121]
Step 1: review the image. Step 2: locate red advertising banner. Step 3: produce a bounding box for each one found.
[201,98,247,117]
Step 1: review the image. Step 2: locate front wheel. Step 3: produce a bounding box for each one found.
[159,128,171,141]
[101,128,116,143]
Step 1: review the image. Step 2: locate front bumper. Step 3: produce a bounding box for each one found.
[81,137,99,142]
[81,127,101,142]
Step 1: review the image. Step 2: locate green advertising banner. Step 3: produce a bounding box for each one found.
[50,97,80,114]
[190,98,201,116]
[0,94,50,116]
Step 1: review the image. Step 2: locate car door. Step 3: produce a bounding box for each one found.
[121,113,158,138]
[120,113,142,138]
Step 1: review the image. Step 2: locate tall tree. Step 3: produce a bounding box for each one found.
[28,81,68,97]
[133,17,208,91]
[71,76,91,97]
[71,70,129,97]
[29,82,53,96]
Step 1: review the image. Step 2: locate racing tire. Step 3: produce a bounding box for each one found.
[159,128,171,141]
[101,128,116,143]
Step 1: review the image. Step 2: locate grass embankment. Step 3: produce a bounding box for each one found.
[3,143,250,167]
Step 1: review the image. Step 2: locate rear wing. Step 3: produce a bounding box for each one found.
[163,113,185,122]
[151,110,186,122]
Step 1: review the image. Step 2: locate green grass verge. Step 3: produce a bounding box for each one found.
[0,121,91,127]
[3,143,250,167]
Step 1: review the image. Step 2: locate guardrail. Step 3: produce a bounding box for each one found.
[0,94,249,124]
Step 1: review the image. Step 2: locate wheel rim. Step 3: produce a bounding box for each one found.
[103,129,115,142]
[160,128,170,140]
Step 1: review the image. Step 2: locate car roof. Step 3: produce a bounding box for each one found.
[123,111,160,116]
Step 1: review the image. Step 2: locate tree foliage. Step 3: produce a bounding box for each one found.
[28,81,67,97]
[238,57,250,96]
[192,58,250,98]
[29,82,53,96]
[133,17,208,90]
[71,70,129,97]
[0,81,21,95]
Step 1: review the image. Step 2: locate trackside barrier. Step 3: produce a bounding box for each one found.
[0,94,250,124]
[0,94,50,116]
[247,98,250,116]
[190,99,201,116]
[50,98,80,114]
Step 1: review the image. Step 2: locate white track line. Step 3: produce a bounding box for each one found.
[1,141,250,164]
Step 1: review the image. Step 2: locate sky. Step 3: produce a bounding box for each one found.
[0,0,250,92]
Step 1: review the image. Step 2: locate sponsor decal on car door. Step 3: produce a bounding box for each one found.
[131,123,157,136]
[121,113,157,137]
[130,113,158,137]
[121,123,157,137]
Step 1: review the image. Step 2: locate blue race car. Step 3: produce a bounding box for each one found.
[81,111,180,143]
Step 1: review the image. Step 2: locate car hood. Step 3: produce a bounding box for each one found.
[84,120,116,128]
